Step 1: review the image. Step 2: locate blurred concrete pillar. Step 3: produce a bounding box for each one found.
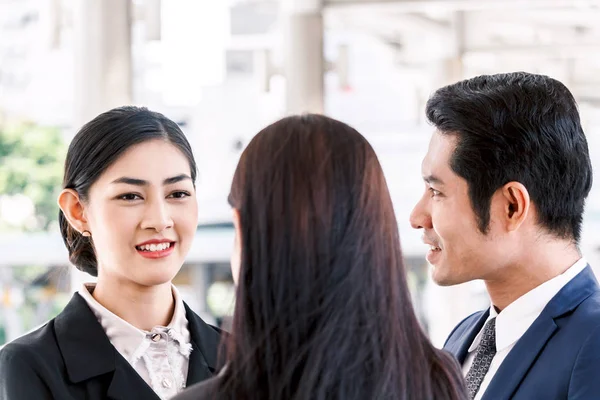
[282,0,324,114]
[433,11,465,88]
[144,0,162,41]
[417,11,465,124]
[445,11,465,85]
[73,0,132,126]
[192,264,208,315]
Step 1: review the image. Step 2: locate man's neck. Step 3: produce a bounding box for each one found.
[91,275,175,331]
[485,242,581,311]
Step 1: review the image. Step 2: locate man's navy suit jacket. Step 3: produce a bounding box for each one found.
[444,266,600,400]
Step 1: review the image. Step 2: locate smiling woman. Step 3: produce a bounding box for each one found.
[0,107,224,400]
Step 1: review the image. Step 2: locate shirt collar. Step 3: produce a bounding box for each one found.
[468,257,588,353]
[78,283,190,361]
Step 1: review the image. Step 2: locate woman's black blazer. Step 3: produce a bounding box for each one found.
[0,292,224,399]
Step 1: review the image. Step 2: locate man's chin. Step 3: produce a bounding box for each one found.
[431,267,467,287]
[432,277,456,287]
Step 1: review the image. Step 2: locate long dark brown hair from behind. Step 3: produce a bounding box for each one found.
[218,114,466,400]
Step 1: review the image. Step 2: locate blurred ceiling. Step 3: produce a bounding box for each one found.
[324,0,600,105]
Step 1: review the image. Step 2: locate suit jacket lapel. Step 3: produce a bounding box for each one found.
[106,354,160,400]
[445,310,489,365]
[481,314,557,400]
[482,266,599,400]
[55,293,160,400]
[183,302,224,387]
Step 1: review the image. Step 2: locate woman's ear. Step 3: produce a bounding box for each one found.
[58,189,88,234]
[230,208,242,285]
[232,208,242,239]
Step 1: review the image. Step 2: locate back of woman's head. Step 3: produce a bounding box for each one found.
[222,114,466,400]
[59,106,197,276]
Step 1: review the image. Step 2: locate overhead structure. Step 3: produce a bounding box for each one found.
[72,0,133,125]
[320,0,600,106]
[282,0,325,114]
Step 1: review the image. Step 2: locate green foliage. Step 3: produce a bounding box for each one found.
[0,122,66,231]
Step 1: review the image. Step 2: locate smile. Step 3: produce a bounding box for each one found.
[135,241,176,259]
[136,242,172,252]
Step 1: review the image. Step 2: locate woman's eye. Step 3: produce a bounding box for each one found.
[118,193,142,201]
[168,191,191,199]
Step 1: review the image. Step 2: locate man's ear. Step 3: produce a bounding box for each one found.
[499,182,530,232]
[58,189,89,234]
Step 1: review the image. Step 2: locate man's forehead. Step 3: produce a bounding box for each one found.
[421,131,456,179]
[429,130,457,155]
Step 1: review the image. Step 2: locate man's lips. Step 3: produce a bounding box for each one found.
[422,236,441,250]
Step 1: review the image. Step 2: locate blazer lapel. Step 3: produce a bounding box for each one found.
[482,266,599,400]
[106,355,160,400]
[186,338,216,386]
[54,293,160,400]
[183,302,224,387]
[445,310,489,365]
[54,293,116,382]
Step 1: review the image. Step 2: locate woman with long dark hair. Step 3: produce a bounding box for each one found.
[176,114,466,400]
[0,107,224,399]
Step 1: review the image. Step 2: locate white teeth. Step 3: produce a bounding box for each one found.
[137,242,171,252]
[430,246,441,251]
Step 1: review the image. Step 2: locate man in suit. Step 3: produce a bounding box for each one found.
[410,72,600,400]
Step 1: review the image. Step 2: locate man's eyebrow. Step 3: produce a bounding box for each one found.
[423,175,444,185]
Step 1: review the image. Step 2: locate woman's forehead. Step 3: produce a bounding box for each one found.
[96,140,192,184]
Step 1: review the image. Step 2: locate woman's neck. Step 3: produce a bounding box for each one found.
[91,275,175,331]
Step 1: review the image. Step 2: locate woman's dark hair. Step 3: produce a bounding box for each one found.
[217,114,466,399]
[59,106,197,276]
[426,72,592,242]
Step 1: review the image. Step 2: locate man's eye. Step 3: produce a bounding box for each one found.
[429,188,441,197]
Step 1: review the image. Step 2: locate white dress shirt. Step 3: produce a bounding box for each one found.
[462,258,588,400]
[78,284,193,400]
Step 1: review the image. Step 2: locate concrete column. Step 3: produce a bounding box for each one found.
[282,0,325,114]
[144,0,162,41]
[73,0,133,126]
[431,11,465,89]
[417,11,465,125]
[192,264,208,315]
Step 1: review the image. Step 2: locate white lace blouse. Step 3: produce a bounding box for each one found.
[78,284,192,400]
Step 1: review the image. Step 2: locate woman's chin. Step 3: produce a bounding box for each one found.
[132,265,181,287]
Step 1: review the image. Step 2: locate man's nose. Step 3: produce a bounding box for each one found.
[409,197,432,230]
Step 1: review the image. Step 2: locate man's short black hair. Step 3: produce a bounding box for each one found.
[426,72,593,243]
